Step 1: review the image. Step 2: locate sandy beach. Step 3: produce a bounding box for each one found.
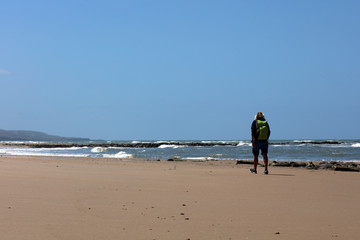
[0,156,359,240]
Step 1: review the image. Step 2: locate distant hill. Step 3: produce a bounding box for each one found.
[0,129,89,141]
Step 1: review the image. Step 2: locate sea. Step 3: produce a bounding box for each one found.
[1,139,360,162]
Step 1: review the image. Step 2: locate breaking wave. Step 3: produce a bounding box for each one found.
[103,151,133,158]
[91,147,108,153]
[158,144,185,149]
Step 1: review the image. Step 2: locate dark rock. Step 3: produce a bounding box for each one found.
[4,141,238,149]
[306,162,317,169]
[334,166,360,172]
[271,161,306,167]
[271,161,292,167]
[305,141,341,145]
[290,162,307,167]
[168,158,185,162]
[236,160,253,165]
[318,161,336,169]
[316,161,360,171]
[269,140,342,145]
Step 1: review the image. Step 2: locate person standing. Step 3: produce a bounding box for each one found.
[251,112,271,174]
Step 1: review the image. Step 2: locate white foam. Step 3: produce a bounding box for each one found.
[0,141,46,144]
[103,151,133,158]
[184,157,215,161]
[202,140,236,144]
[158,144,184,149]
[0,150,90,158]
[132,141,151,144]
[108,146,125,150]
[53,146,88,150]
[91,147,108,153]
[352,143,360,148]
[294,140,312,143]
[237,141,251,146]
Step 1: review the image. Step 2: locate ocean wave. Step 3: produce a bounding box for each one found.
[0,141,46,144]
[0,151,91,157]
[103,151,133,158]
[51,146,88,150]
[158,144,185,149]
[1,139,359,162]
[237,141,251,146]
[273,144,305,147]
[184,157,215,161]
[293,140,312,143]
[91,147,108,153]
[132,141,152,144]
[155,141,170,144]
[202,140,237,145]
[108,146,126,150]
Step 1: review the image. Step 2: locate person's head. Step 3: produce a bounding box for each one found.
[254,112,265,120]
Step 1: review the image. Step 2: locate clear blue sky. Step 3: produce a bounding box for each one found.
[1,0,359,140]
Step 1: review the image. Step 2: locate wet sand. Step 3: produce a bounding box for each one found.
[0,155,359,239]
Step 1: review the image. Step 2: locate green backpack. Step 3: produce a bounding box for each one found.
[256,120,269,140]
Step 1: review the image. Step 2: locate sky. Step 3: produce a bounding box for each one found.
[0,0,359,140]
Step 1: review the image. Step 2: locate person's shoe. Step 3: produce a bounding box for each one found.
[250,168,257,174]
[264,169,269,175]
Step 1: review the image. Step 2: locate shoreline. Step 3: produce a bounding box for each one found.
[1,140,359,163]
[1,155,359,239]
[2,155,360,172]
[0,139,347,149]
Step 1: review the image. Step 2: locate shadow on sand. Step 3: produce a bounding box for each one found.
[269,173,295,177]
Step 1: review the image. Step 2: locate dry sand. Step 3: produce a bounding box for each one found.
[0,155,359,240]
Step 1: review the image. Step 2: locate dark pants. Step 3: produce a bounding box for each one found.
[252,140,268,156]
[252,140,269,172]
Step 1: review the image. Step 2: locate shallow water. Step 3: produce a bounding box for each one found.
[1,140,359,162]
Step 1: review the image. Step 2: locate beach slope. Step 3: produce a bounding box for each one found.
[0,156,359,240]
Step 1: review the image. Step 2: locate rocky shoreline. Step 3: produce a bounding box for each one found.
[1,141,358,172]
[0,140,345,149]
[236,160,360,172]
[0,141,239,148]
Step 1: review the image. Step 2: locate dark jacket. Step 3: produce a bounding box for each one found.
[251,117,271,141]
